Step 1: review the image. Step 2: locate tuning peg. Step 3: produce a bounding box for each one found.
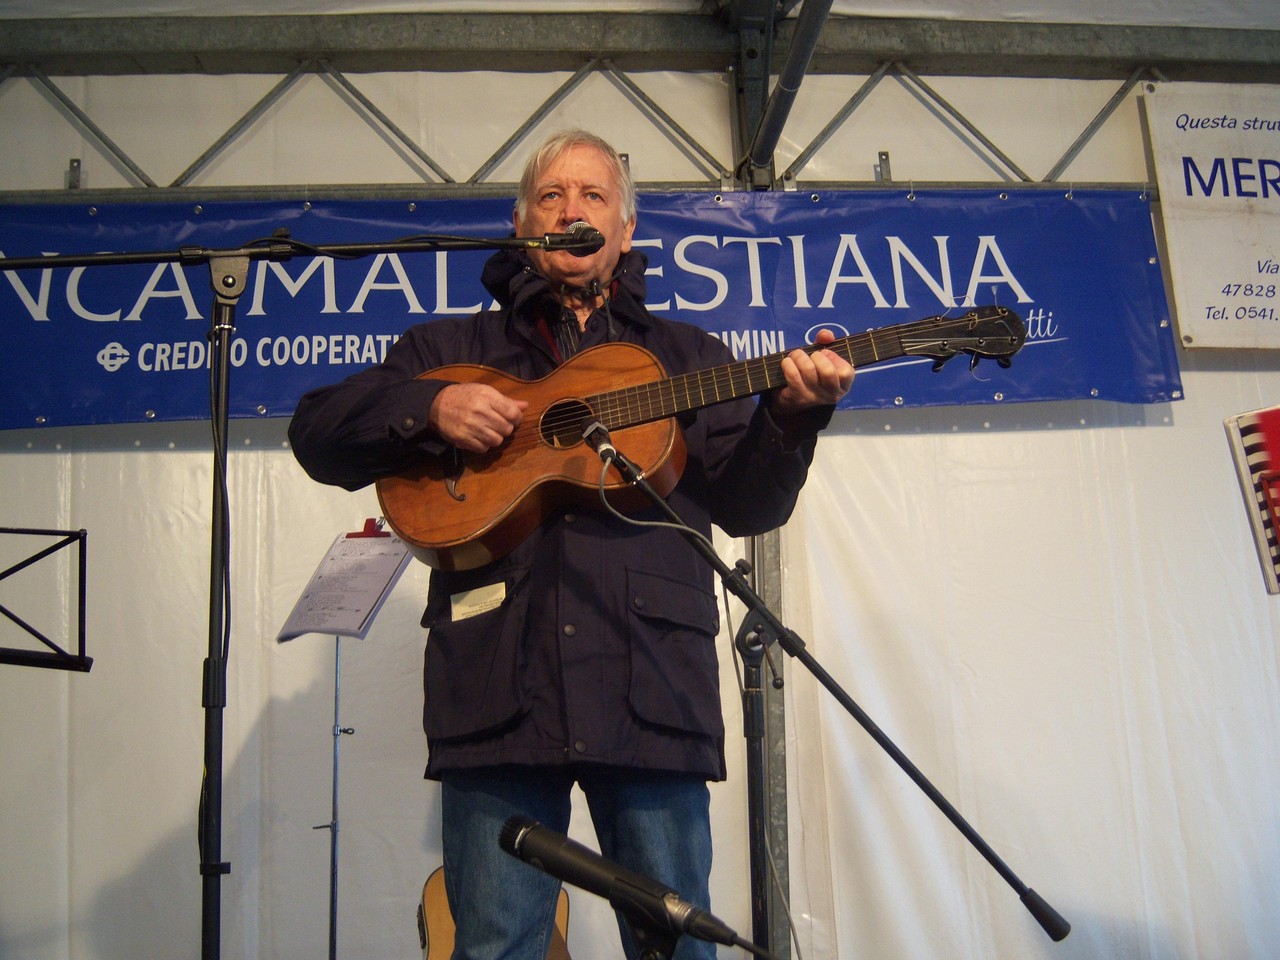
[969,354,981,372]
[931,356,951,373]
[997,357,1012,369]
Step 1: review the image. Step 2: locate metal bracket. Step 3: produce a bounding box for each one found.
[875,150,892,182]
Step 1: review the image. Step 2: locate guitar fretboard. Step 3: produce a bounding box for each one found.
[584,328,901,430]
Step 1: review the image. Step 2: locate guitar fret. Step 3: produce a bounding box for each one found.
[582,307,1022,432]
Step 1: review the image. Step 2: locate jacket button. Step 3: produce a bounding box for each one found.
[563,624,576,637]
[574,739,587,754]
[632,596,646,610]
[401,416,416,431]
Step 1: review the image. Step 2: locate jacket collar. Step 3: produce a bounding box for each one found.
[480,247,654,329]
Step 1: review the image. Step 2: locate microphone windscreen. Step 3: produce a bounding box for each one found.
[498,816,533,856]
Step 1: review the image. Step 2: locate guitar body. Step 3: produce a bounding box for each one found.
[376,306,1027,571]
[377,342,687,571]
[419,865,571,960]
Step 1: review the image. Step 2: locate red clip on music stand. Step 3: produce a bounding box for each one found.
[346,518,391,538]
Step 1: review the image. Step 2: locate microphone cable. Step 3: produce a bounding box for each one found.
[583,422,812,960]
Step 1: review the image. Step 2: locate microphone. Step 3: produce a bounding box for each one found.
[537,221,606,256]
[499,816,742,949]
[581,419,616,464]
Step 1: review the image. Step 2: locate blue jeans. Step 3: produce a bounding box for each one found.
[440,766,716,960]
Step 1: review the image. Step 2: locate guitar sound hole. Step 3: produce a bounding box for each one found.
[540,398,595,449]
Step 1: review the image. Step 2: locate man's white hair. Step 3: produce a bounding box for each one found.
[516,129,637,224]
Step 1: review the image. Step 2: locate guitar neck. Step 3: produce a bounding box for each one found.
[586,329,897,430]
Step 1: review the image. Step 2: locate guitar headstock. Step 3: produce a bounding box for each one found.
[901,305,1027,371]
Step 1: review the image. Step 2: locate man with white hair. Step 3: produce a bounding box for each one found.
[289,128,853,959]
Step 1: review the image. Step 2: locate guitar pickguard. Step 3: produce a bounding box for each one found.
[441,448,467,502]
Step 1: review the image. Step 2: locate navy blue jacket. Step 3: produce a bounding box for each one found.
[289,248,830,780]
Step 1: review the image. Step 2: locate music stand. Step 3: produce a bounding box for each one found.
[0,526,90,673]
[277,517,412,960]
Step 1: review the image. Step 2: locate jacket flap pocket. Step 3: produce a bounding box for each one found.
[626,567,722,737]
[422,565,532,741]
[626,567,718,634]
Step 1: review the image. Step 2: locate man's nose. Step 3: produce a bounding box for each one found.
[561,195,586,224]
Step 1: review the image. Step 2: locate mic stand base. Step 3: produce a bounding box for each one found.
[633,925,678,960]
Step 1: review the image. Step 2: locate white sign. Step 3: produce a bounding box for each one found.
[1143,82,1280,348]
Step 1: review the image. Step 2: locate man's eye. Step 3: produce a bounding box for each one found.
[540,191,560,202]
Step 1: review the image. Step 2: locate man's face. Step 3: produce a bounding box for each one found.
[514,143,636,290]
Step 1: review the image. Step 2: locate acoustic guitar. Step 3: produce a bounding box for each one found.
[377,305,1025,571]
[418,865,571,960]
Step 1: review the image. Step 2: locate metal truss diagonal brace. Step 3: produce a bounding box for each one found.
[469,59,601,185]
[1043,66,1158,182]
[317,60,456,185]
[599,61,726,182]
[781,61,890,185]
[894,61,1033,183]
[28,65,157,188]
[171,60,316,188]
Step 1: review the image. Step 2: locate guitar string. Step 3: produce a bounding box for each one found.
[470,311,1019,459]
[487,323,1016,459]
[521,322,882,445]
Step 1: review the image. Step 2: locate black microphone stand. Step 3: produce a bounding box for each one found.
[0,228,599,960]
[582,427,1071,954]
[631,916,679,960]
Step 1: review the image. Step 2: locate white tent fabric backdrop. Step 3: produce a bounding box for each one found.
[781,356,1280,958]
[2,13,1280,955]
[5,353,1280,960]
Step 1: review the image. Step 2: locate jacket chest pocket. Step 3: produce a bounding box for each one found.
[421,566,531,742]
[625,567,723,738]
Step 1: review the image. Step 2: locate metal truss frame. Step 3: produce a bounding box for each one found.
[0,54,1179,203]
[0,12,1275,202]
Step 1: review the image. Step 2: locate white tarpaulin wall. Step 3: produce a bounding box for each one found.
[7,355,1280,960]
[3,37,1280,960]
[781,361,1280,958]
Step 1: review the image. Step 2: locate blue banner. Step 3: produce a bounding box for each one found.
[0,189,1181,430]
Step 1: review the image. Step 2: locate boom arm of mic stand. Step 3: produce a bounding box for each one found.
[0,232,598,273]
[602,448,1071,944]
